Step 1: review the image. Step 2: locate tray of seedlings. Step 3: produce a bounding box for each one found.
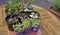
[5,0,42,35]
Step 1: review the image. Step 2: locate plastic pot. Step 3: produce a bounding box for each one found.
[31,23,42,32]
[5,15,18,31]
[23,27,31,34]
[15,27,25,35]
[23,23,32,34]
[5,15,14,31]
[15,31,23,35]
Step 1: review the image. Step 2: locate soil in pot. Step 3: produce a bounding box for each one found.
[18,12,29,18]
[20,11,31,16]
[20,11,40,19]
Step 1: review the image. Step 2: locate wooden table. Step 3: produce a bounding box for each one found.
[0,5,60,35]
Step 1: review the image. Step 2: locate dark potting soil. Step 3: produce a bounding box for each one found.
[20,11,40,18]
[51,6,60,13]
[5,15,18,31]
[19,11,30,18]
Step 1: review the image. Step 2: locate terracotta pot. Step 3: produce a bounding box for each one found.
[48,6,60,18]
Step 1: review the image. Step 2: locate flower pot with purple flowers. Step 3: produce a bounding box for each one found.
[13,22,24,35]
[22,18,32,34]
[31,19,41,32]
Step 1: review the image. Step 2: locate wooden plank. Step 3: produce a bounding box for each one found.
[0,6,8,35]
[0,6,3,25]
[32,5,60,35]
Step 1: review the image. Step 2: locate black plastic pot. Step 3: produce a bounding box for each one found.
[5,14,18,31]
[18,11,29,19]
[21,11,31,15]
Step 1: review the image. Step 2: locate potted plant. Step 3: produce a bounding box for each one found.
[31,19,41,32]
[22,18,32,34]
[5,1,14,16]
[5,0,21,16]
[13,22,24,35]
[5,0,22,31]
[48,0,60,18]
[22,0,34,15]
[5,15,18,31]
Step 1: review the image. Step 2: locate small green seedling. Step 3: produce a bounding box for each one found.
[22,18,31,28]
[32,19,40,27]
[5,0,22,15]
[13,22,24,32]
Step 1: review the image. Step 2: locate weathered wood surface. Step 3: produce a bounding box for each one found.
[32,5,60,35]
[0,5,60,35]
[0,5,8,35]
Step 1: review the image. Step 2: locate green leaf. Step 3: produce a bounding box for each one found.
[22,18,30,28]
[13,22,23,32]
[32,19,40,26]
[53,0,60,10]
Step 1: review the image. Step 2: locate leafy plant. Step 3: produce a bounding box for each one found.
[22,18,31,28]
[5,1,14,14]
[32,19,40,26]
[23,0,34,12]
[53,0,60,10]
[13,22,24,32]
[5,0,22,15]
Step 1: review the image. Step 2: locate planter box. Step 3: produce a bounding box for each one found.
[48,6,60,18]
